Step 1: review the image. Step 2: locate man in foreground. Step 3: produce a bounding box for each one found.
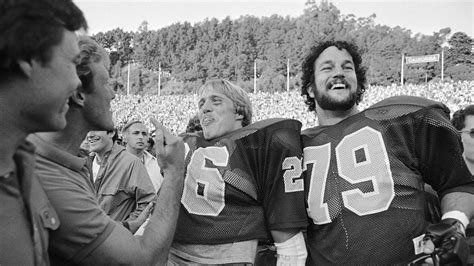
[169,79,308,265]
[300,40,473,264]
[0,0,87,264]
[29,36,184,265]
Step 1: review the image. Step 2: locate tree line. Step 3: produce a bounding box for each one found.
[92,0,474,95]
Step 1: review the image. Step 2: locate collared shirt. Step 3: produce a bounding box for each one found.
[142,150,164,193]
[28,134,116,265]
[0,140,59,266]
[94,144,156,223]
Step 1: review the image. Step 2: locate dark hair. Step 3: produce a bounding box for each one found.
[186,114,202,133]
[76,36,109,93]
[301,40,367,112]
[451,105,474,130]
[0,0,87,82]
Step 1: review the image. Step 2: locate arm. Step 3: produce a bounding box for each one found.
[79,119,185,265]
[271,229,307,266]
[422,192,474,264]
[441,192,474,222]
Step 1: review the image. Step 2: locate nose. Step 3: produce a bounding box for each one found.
[200,100,212,113]
[333,65,344,77]
[108,84,116,100]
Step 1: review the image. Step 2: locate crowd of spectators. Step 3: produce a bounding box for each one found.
[111,80,473,135]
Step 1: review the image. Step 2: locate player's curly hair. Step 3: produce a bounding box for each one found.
[301,40,367,112]
[451,104,474,130]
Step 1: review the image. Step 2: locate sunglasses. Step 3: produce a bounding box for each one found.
[459,129,474,138]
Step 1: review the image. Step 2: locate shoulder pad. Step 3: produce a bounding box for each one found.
[364,95,450,120]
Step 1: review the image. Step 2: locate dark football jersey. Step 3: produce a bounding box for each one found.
[302,96,474,265]
[174,118,308,244]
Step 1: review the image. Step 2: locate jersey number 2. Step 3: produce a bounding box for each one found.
[304,127,395,224]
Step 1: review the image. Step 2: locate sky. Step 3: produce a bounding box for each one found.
[75,0,473,37]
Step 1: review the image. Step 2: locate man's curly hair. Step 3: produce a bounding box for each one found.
[301,40,368,112]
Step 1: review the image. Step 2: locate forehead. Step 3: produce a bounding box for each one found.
[199,87,232,101]
[90,59,109,79]
[464,115,474,129]
[53,30,80,60]
[315,46,354,66]
[129,123,147,132]
[87,130,107,137]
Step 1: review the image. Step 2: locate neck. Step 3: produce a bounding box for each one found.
[464,154,474,175]
[126,146,144,158]
[96,142,114,162]
[316,105,359,126]
[0,123,28,175]
[35,109,90,156]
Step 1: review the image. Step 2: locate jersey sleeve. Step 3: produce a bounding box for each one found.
[416,106,474,198]
[260,120,308,231]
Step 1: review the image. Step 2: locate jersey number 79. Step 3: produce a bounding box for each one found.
[304,126,395,224]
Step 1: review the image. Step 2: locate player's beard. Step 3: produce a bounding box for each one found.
[314,84,358,111]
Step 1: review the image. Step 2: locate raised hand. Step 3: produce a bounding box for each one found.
[149,117,185,171]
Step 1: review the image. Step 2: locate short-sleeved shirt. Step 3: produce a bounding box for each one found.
[93,144,157,223]
[302,96,474,264]
[0,140,59,266]
[174,118,308,245]
[28,134,116,264]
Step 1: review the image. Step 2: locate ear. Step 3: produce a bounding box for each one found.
[306,84,315,98]
[17,59,34,78]
[70,89,86,107]
[235,112,244,121]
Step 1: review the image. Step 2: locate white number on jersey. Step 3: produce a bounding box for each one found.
[182,146,228,216]
[282,156,304,192]
[304,126,395,224]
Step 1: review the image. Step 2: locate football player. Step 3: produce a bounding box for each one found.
[168,79,308,265]
[300,40,474,264]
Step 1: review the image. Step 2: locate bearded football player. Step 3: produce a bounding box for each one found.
[168,79,308,265]
[300,40,474,265]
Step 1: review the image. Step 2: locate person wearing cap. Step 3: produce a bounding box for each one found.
[122,120,164,193]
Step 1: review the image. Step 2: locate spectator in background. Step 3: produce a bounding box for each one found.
[30,35,185,265]
[0,0,87,264]
[122,120,164,192]
[452,105,474,174]
[451,104,474,266]
[87,129,156,232]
